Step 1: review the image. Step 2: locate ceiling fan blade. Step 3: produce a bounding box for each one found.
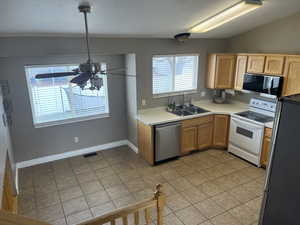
[70,72,91,85]
[35,72,78,79]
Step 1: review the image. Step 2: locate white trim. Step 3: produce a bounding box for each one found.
[127,141,139,153]
[34,113,110,128]
[16,139,128,169]
[153,90,198,98]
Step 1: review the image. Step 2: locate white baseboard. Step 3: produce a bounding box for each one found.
[16,139,130,169]
[127,141,139,154]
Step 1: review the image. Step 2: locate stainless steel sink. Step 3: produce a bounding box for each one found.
[168,104,209,116]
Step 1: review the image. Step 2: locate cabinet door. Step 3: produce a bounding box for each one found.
[181,126,198,154]
[264,55,285,75]
[282,57,300,96]
[213,115,229,148]
[247,55,265,73]
[215,55,236,89]
[198,122,213,150]
[234,55,248,90]
[261,137,271,168]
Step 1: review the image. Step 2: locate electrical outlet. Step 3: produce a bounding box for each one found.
[142,99,146,106]
[74,137,79,143]
[201,91,206,97]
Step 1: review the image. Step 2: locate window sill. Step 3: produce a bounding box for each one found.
[152,90,198,99]
[34,113,110,128]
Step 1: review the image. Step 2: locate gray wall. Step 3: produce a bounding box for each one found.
[0,54,127,162]
[0,37,227,110]
[227,12,300,54]
[0,37,226,162]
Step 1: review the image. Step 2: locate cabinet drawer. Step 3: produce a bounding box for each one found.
[182,115,213,127]
[265,128,272,138]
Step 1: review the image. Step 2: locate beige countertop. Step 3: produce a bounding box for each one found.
[137,99,249,125]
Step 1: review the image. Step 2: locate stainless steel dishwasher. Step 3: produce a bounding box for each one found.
[155,122,181,162]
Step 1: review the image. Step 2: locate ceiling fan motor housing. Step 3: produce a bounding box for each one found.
[79,62,101,74]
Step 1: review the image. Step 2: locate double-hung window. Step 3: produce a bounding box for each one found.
[25,64,109,128]
[152,54,199,96]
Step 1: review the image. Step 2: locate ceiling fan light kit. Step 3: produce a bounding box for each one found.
[190,0,263,33]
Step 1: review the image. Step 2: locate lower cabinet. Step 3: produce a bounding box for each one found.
[261,127,272,168]
[181,115,214,154]
[213,115,230,148]
[1,157,17,213]
[198,123,213,149]
[138,121,154,165]
[181,126,198,154]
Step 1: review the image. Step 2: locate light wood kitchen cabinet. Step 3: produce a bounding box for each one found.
[264,55,285,75]
[247,55,265,73]
[207,54,236,89]
[1,157,17,213]
[138,121,154,165]
[282,56,300,96]
[181,115,213,154]
[197,123,213,150]
[261,127,272,168]
[234,55,248,90]
[181,126,198,154]
[213,115,230,148]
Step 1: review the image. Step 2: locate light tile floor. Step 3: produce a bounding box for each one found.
[18,146,266,225]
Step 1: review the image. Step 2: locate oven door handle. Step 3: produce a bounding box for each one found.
[231,117,263,130]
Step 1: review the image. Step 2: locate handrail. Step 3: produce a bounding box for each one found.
[78,184,165,225]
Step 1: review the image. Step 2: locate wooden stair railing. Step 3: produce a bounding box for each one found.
[79,184,166,225]
[0,184,165,225]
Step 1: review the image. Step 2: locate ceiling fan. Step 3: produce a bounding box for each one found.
[35,2,130,90]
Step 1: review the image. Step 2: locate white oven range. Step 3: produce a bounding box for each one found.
[228,98,276,167]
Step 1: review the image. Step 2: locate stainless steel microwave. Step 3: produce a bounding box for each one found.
[243,73,283,97]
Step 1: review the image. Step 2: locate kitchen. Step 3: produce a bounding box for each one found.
[137,53,287,169]
[1,1,300,225]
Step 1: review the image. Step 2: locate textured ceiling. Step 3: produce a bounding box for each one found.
[0,0,299,38]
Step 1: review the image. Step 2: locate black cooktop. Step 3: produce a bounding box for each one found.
[236,111,274,123]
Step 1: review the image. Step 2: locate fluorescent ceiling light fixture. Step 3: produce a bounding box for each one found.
[190,0,263,33]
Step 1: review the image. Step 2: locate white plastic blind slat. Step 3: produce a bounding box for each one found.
[25,64,109,126]
[152,55,198,94]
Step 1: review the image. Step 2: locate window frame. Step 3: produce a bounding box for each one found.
[25,63,110,128]
[152,54,199,98]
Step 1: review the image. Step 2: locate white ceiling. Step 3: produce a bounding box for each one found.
[0,0,299,38]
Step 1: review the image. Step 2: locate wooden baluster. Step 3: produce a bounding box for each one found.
[134,211,140,225]
[110,220,116,225]
[145,208,152,225]
[122,216,128,225]
[154,184,165,225]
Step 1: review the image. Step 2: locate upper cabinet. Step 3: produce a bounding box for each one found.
[234,55,248,90]
[247,55,265,73]
[264,55,285,75]
[282,56,300,96]
[207,54,236,89]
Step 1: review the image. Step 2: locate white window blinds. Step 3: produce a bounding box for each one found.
[152,55,198,95]
[25,64,109,127]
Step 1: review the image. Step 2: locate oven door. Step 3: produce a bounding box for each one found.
[229,117,264,156]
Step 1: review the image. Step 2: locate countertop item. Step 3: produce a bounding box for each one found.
[137,99,248,125]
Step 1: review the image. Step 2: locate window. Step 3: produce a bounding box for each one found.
[152,55,199,95]
[25,64,109,128]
